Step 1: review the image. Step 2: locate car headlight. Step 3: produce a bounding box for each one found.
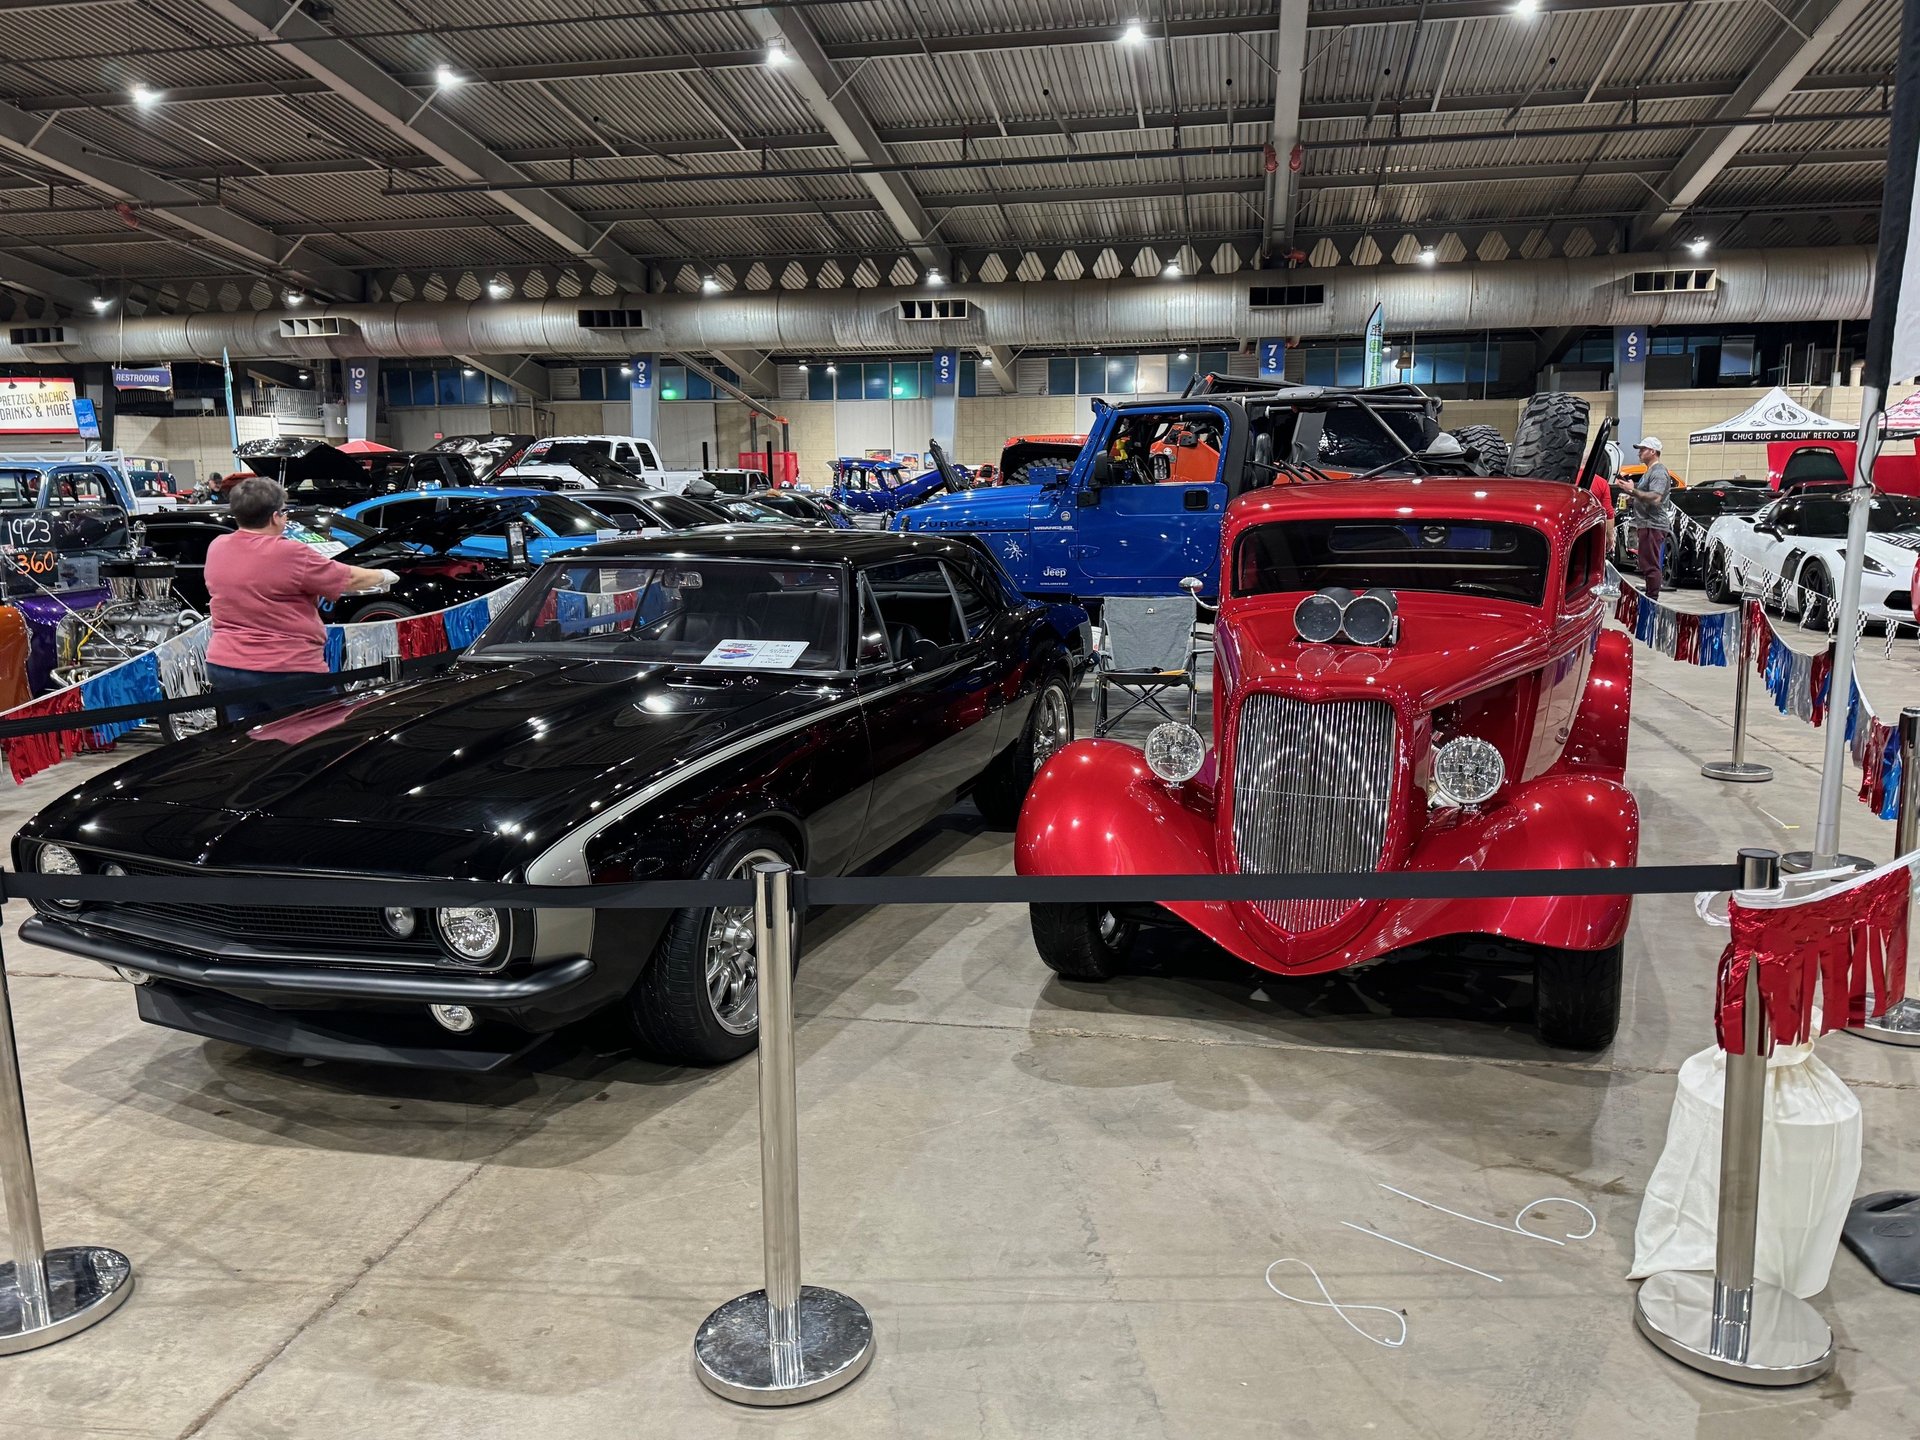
[36,843,82,906]
[435,906,505,964]
[1144,722,1206,783]
[382,907,418,939]
[1432,736,1505,808]
[1863,555,1891,576]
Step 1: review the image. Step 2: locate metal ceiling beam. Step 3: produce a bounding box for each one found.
[194,0,650,295]
[670,352,782,422]
[0,250,99,310]
[0,98,360,297]
[1633,0,1872,246]
[743,7,947,272]
[456,354,551,402]
[1264,2,1310,255]
[708,349,778,397]
[1305,146,1890,188]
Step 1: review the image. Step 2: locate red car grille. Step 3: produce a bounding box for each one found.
[1229,694,1397,932]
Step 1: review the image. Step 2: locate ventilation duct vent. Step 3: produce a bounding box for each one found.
[1630,268,1717,294]
[279,316,353,339]
[8,326,66,346]
[578,308,646,329]
[1249,284,1326,309]
[900,298,972,321]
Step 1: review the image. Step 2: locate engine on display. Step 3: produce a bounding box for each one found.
[51,556,201,690]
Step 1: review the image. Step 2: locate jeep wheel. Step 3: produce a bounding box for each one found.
[1534,941,1623,1051]
[1030,903,1137,981]
[626,827,798,1066]
[1508,393,1591,484]
[1448,424,1510,477]
[976,671,1073,828]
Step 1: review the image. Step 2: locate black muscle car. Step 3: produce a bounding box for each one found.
[17,531,1087,1071]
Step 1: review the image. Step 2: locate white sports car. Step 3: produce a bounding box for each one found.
[1702,491,1920,629]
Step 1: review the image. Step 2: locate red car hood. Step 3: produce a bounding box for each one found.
[1218,593,1551,713]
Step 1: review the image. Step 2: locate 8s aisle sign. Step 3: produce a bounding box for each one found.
[1258,339,1286,378]
[934,349,958,388]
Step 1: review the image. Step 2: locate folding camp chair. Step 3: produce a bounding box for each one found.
[1093,593,1201,736]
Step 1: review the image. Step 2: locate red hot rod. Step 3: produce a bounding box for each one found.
[1015,477,1637,1049]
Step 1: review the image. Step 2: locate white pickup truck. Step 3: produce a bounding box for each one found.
[497,434,705,494]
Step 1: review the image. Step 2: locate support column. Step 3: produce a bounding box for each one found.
[345,359,379,442]
[930,348,958,459]
[629,353,659,440]
[1615,327,1649,455]
[79,366,115,450]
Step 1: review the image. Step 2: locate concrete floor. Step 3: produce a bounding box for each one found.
[0,614,1915,1439]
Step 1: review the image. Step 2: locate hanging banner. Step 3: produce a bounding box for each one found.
[1363,303,1385,387]
[72,397,100,441]
[0,378,78,434]
[111,364,173,392]
[221,347,239,462]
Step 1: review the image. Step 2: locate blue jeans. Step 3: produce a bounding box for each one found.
[205,663,339,723]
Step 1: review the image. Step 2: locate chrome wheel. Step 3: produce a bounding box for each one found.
[703,847,781,1035]
[1031,681,1072,766]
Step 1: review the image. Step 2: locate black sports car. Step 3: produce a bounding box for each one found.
[140,500,533,622]
[18,531,1087,1071]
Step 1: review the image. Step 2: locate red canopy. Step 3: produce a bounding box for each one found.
[336,438,397,454]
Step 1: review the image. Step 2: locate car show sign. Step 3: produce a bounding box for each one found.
[1257,339,1285,379]
[0,378,78,434]
[1363,303,1385,387]
[111,365,172,392]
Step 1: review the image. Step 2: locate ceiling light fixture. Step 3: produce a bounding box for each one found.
[434,65,462,88]
[1418,246,1437,265]
[926,268,944,285]
[298,370,311,381]
[765,40,789,66]
[825,363,838,375]
[1687,236,1710,256]
[1120,20,1146,44]
[486,280,510,298]
[90,295,111,312]
[619,364,632,376]
[461,367,476,377]
[284,289,305,307]
[701,274,721,293]
[1163,261,1181,277]
[1513,0,1540,15]
[1177,350,1190,360]
[130,84,159,108]
[798,361,810,372]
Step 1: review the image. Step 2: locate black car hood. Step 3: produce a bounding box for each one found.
[234,438,367,488]
[335,495,541,563]
[24,659,846,880]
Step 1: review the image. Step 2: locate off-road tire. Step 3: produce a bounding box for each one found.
[1534,941,1624,1051]
[1508,393,1591,484]
[1703,545,1735,604]
[1449,424,1511,477]
[975,669,1073,828]
[627,826,798,1066]
[1030,903,1137,982]
[1005,458,1070,487]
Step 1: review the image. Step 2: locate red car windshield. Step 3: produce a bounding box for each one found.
[1234,518,1551,605]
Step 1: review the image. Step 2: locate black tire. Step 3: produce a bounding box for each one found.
[1004,459,1062,486]
[1448,424,1510,477]
[1508,393,1591,484]
[1662,532,1681,590]
[336,598,419,623]
[1534,941,1624,1051]
[1702,544,1734,604]
[1030,903,1138,982]
[974,669,1073,828]
[626,826,798,1066]
[1797,560,1832,633]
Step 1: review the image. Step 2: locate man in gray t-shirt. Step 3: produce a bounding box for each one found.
[1619,436,1676,599]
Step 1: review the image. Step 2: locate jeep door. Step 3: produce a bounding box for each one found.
[1069,406,1229,595]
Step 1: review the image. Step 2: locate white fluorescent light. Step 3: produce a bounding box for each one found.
[1418,247,1437,265]
[702,275,721,293]
[130,84,159,108]
[1164,261,1181,277]
[90,295,111,312]
[435,66,462,88]
[1121,21,1146,44]
[487,281,510,298]
[765,41,789,66]
[1687,237,1710,256]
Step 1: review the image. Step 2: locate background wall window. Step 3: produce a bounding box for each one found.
[382,366,513,407]
[1045,351,1223,396]
[807,358,975,402]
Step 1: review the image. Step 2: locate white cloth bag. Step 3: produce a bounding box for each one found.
[1629,1041,1861,1297]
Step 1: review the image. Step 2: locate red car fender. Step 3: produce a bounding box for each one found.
[1554,628,1632,783]
[1016,739,1218,879]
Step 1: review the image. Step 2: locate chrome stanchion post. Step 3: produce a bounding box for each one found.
[1634,849,1835,1385]
[693,861,873,1405]
[1702,584,1774,784]
[1848,705,1920,1046]
[0,925,133,1354]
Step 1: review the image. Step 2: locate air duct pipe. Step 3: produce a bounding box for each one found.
[0,247,1875,367]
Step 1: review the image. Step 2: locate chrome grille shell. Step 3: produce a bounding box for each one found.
[1226,693,1399,934]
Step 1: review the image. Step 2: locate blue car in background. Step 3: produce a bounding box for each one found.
[341,488,625,564]
[827,443,967,522]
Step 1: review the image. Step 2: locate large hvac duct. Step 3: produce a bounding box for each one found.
[0,246,1875,367]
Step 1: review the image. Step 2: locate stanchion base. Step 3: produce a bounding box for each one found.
[1633,1271,1832,1386]
[0,1246,134,1356]
[1781,851,1873,875]
[1845,999,1920,1047]
[1842,1192,1920,1292]
[694,1286,873,1406]
[1700,760,1774,783]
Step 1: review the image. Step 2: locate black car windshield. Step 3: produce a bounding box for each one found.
[1787,496,1920,538]
[1234,518,1551,605]
[475,558,845,669]
[644,495,725,529]
[0,469,44,506]
[527,495,620,536]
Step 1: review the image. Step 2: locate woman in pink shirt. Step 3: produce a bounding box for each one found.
[204,477,399,721]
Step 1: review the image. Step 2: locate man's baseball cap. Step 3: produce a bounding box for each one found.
[1636,436,1663,452]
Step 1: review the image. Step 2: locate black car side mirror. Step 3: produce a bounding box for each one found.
[908,637,943,668]
[1076,488,1100,508]
[1089,454,1113,489]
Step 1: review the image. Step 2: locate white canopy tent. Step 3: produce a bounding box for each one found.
[1684,387,1855,486]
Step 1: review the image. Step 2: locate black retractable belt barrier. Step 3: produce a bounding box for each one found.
[0,862,1741,912]
[0,653,457,741]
